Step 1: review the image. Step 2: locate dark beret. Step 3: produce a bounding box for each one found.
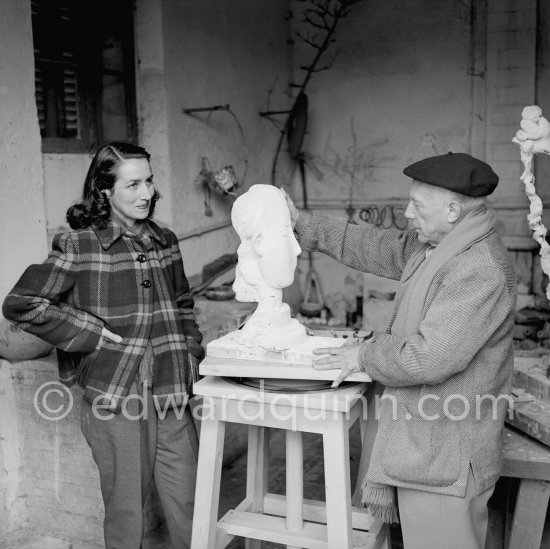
[403,152,498,197]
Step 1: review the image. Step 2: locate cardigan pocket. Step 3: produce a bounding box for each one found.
[381,416,461,487]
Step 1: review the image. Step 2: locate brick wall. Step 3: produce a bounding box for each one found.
[485,0,539,240]
[0,355,103,547]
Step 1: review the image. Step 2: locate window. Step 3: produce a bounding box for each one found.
[31,0,137,152]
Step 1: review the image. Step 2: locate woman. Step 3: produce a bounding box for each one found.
[3,142,204,548]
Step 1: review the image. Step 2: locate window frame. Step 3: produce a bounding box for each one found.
[32,0,138,154]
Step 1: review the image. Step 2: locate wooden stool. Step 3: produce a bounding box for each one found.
[190,376,390,549]
[501,425,550,548]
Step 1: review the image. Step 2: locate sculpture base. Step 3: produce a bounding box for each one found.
[206,330,345,365]
[235,377,332,392]
[201,331,372,383]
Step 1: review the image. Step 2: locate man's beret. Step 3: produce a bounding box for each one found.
[403,152,498,197]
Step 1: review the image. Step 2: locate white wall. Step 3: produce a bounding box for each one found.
[290,0,475,207]
[288,0,480,304]
[43,154,92,235]
[0,0,48,535]
[162,0,293,277]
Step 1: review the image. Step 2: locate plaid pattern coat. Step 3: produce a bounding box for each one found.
[3,219,204,411]
[296,211,516,496]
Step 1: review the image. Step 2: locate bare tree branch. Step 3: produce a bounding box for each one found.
[303,15,330,31]
[267,0,365,185]
[294,31,323,49]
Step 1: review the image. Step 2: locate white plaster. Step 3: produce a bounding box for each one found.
[513,105,550,298]
[207,331,344,364]
[230,185,308,351]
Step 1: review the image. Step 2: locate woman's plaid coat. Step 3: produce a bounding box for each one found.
[3,219,204,412]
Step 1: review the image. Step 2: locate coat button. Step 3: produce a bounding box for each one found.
[137,254,147,263]
[141,280,152,288]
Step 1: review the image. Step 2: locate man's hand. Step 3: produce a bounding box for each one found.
[313,343,363,389]
[96,327,123,350]
[280,187,300,229]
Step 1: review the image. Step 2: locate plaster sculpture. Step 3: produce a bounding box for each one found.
[231,184,307,350]
[513,105,550,299]
[207,184,344,363]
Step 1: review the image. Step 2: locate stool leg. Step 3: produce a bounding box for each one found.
[323,417,353,549]
[191,416,226,549]
[245,426,270,549]
[508,479,550,549]
[286,430,304,549]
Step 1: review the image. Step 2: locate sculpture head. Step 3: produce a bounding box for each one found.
[231,184,301,303]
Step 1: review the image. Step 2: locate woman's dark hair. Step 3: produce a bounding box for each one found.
[66,142,160,229]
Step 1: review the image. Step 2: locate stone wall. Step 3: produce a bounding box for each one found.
[0,356,103,548]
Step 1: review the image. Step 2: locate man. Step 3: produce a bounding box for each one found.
[286,152,516,549]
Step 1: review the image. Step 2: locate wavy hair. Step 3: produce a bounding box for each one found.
[66,142,160,229]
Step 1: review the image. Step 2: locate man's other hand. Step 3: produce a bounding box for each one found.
[312,343,362,389]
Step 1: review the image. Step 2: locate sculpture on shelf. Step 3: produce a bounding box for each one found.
[230,184,308,351]
[513,105,550,299]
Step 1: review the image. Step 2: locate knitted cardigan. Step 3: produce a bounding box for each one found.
[295,211,516,496]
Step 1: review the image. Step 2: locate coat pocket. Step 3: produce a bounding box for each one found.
[77,344,101,386]
[382,417,461,487]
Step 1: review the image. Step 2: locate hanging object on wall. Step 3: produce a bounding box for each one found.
[359,205,408,230]
[195,157,240,195]
[195,157,240,217]
[512,105,550,299]
[287,93,309,161]
[421,133,440,155]
[183,103,249,216]
[259,0,365,186]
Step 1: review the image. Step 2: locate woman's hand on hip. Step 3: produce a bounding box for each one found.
[95,327,123,350]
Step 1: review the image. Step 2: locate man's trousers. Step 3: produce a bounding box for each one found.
[397,468,494,549]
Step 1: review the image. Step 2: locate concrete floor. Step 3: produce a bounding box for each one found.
[5,422,550,548]
[143,422,550,549]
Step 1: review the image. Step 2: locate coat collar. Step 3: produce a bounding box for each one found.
[94,218,169,250]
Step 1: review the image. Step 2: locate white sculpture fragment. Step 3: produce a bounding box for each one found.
[206,184,344,364]
[513,105,550,299]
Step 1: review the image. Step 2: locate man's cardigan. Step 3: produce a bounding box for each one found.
[295,211,516,496]
[3,219,203,411]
